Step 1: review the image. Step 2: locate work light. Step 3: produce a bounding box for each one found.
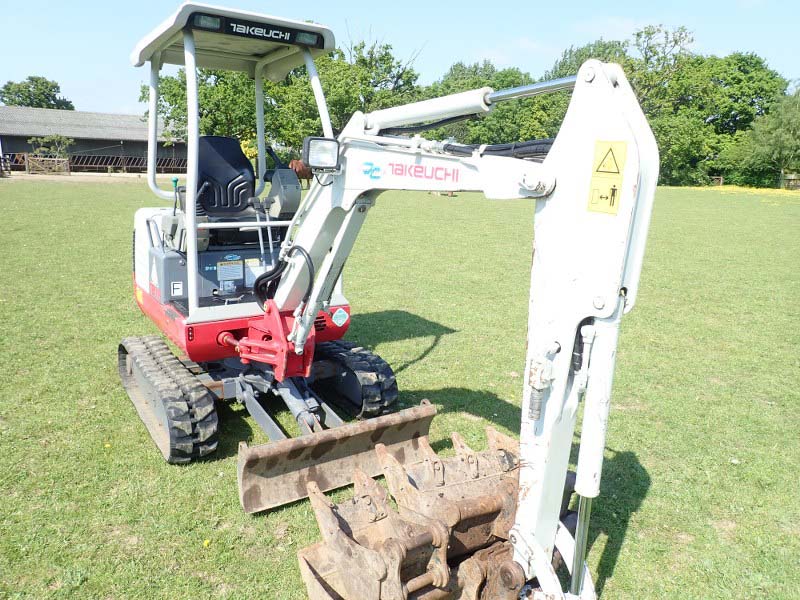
[303,137,340,172]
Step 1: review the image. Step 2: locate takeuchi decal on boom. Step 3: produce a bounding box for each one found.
[388,163,460,183]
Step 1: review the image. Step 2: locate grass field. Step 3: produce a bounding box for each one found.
[1,178,799,599]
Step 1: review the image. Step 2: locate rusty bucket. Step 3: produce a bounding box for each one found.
[297,427,528,599]
[237,401,437,513]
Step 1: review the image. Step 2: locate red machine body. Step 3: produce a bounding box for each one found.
[134,283,350,379]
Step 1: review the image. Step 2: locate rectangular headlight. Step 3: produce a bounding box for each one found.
[193,14,222,31]
[302,137,340,172]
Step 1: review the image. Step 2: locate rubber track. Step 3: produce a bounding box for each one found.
[314,340,399,418]
[119,335,218,463]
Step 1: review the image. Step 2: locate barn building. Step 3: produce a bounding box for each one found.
[0,106,186,173]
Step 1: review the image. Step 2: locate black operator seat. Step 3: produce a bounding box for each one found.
[186,136,255,219]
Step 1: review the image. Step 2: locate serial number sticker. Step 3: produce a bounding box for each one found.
[244,258,266,287]
[588,141,627,215]
[217,260,243,281]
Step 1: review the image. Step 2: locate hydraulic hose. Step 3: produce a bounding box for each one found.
[286,246,315,304]
[252,259,287,309]
[442,138,554,159]
[252,245,315,310]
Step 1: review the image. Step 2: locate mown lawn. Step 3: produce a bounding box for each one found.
[0,178,798,599]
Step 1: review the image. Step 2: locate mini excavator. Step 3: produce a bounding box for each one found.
[121,4,658,598]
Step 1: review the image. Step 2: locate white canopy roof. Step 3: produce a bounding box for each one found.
[131,2,335,81]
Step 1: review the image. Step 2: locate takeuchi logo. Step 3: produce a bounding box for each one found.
[388,162,460,183]
[229,23,290,41]
[362,162,382,180]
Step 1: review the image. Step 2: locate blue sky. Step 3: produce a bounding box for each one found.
[1,0,797,114]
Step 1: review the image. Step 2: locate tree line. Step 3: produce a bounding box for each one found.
[2,26,798,186]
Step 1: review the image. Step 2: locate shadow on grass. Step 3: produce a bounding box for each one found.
[214,401,256,459]
[586,447,650,594]
[347,310,457,374]
[403,386,522,431]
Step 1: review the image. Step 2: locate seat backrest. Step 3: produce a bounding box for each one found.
[195,136,254,217]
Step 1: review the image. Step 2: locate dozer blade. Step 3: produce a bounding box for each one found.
[298,426,528,600]
[237,401,437,513]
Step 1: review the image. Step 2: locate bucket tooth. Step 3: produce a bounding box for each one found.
[450,431,475,455]
[450,432,480,479]
[485,426,520,475]
[485,425,519,454]
[237,401,436,513]
[352,468,391,518]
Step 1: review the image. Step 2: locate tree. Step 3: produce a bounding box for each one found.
[718,91,800,186]
[424,39,633,145]
[27,134,74,157]
[628,25,694,118]
[649,114,713,185]
[649,50,787,184]
[141,69,257,143]
[0,76,74,109]
[140,29,792,187]
[666,52,786,135]
[345,41,420,110]
[542,39,630,80]
[529,39,632,139]
[265,42,421,149]
[144,42,420,154]
[428,60,498,95]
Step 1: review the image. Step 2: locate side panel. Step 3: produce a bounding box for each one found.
[133,207,171,292]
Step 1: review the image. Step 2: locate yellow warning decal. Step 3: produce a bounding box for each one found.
[588,141,627,215]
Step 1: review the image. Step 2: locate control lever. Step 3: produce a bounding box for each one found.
[249,197,277,270]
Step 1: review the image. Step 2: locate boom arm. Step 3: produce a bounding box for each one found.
[272,60,658,598]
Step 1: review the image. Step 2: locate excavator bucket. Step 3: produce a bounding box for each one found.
[297,427,545,600]
[237,401,437,513]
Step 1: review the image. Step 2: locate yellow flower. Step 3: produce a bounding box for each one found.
[104,443,111,448]
[203,539,210,548]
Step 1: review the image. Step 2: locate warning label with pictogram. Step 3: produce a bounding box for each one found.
[588,141,627,215]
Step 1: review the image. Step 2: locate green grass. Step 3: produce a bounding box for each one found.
[0,178,798,599]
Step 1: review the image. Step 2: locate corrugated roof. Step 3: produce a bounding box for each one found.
[0,106,175,142]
